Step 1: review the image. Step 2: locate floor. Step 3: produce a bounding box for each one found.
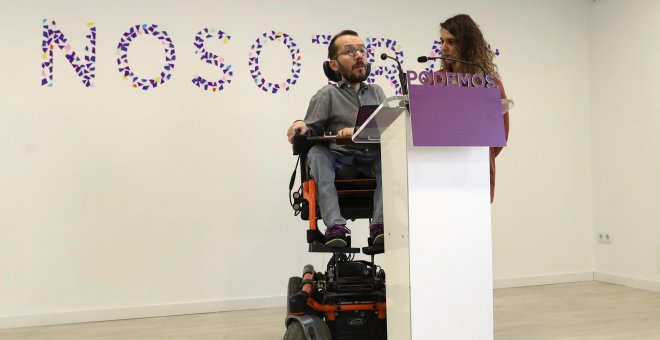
[2,281,660,339]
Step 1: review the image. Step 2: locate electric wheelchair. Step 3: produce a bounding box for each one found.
[284,133,387,340]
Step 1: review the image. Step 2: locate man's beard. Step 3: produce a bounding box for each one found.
[338,62,368,83]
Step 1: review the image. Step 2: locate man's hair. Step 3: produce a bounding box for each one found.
[440,14,498,76]
[328,30,359,59]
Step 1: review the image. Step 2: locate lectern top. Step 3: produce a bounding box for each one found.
[352,96,408,143]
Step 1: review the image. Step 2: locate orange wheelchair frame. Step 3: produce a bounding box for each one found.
[285,134,387,340]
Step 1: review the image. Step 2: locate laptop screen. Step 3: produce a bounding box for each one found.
[354,105,379,131]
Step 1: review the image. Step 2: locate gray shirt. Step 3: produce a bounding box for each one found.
[303,80,386,156]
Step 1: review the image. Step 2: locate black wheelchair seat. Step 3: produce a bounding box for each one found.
[289,134,383,255]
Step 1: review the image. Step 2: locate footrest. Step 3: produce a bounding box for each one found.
[362,244,384,255]
[309,242,360,253]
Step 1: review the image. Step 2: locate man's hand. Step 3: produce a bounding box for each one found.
[336,127,355,139]
[287,120,308,143]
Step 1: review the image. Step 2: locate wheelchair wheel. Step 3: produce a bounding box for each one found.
[287,276,303,314]
[283,316,332,340]
[287,276,303,298]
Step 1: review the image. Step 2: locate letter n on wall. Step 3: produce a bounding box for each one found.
[41,19,96,87]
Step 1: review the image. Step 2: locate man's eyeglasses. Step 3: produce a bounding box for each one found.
[335,47,369,59]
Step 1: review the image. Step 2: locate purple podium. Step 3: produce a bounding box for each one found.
[353,79,506,339]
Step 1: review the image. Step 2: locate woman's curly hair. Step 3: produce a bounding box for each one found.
[441,14,499,77]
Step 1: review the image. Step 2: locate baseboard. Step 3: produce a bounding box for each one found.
[6,272,657,330]
[493,272,594,289]
[0,295,286,330]
[594,271,660,293]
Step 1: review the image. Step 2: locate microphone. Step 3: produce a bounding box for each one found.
[380,53,408,95]
[417,55,487,74]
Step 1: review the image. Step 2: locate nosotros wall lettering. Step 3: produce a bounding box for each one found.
[41,20,497,94]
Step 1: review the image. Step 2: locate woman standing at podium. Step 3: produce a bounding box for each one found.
[439,14,510,202]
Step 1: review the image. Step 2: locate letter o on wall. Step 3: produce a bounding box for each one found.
[116,24,176,90]
[248,31,302,94]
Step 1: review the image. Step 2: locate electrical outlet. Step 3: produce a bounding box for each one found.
[597,232,612,244]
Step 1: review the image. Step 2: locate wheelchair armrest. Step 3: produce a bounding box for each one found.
[293,134,354,156]
[292,134,310,156]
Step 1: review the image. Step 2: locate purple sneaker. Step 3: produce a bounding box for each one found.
[370,224,384,245]
[324,224,351,247]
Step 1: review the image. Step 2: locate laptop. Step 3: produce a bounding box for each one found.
[307,105,379,142]
[354,105,379,132]
[351,104,382,143]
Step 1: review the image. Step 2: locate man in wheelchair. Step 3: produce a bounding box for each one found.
[287,30,386,248]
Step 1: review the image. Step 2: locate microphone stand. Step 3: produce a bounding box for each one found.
[380,53,410,111]
[417,55,487,75]
[380,53,409,96]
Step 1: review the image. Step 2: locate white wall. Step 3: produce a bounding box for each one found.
[590,0,660,290]
[0,0,595,328]
[490,0,595,286]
